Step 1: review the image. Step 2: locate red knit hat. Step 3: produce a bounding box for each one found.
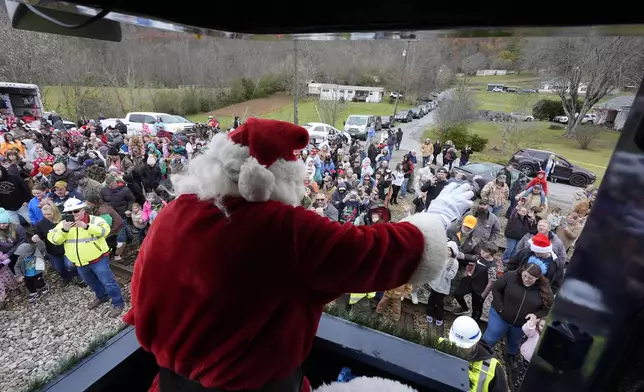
[227,118,309,202]
[229,118,309,167]
[530,233,552,254]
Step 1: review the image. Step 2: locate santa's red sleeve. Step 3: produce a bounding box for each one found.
[288,205,447,303]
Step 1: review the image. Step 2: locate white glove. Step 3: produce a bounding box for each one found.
[425,182,474,227]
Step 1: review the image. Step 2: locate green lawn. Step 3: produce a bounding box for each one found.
[187,113,234,128]
[260,100,412,129]
[423,121,618,184]
[473,91,559,112]
[462,73,541,89]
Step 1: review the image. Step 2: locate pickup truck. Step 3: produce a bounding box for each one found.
[101,112,194,136]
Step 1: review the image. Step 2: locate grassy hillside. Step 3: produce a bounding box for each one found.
[424,121,618,183]
[261,100,412,129]
[462,73,541,89]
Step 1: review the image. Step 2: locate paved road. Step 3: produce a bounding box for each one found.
[375,111,580,210]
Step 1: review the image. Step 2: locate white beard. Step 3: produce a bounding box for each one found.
[171,133,307,206]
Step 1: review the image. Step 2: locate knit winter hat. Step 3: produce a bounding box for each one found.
[38,165,53,175]
[530,233,552,254]
[105,175,117,185]
[0,208,10,224]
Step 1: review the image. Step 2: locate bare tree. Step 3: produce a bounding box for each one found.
[533,37,644,136]
[316,98,347,128]
[461,53,488,75]
[435,81,478,132]
[574,125,602,149]
[500,122,543,153]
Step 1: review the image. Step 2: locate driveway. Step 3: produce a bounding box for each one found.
[374,111,579,210]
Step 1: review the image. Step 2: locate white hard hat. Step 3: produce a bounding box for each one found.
[449,316,481,349]
[63,197,86,212]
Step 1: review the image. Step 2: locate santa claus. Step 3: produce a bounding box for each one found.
[124,118,474,392]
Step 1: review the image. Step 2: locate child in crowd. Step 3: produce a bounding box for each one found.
[521,314,546,362]
[526,170,549,195]
[426,241,459,326]
[376,283,412,322]
[142,192,167,226]
[13,243,48,304]
[453,242,499,321]
[547,207,563,230]
[130,203,149,244]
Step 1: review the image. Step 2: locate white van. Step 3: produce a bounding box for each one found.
[343,114,379,141]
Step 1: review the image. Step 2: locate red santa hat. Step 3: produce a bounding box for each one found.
[227,118,309,202]
[530,233,552,254]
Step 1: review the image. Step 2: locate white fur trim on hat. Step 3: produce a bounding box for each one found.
[314,377,418,392]
[171,133,307,206]
[238,157,275,202]
[530,240,553,255]
[399,213,449,286]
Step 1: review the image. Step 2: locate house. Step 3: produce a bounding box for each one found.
[539,81,588,94]
[593,95,635,131]
[476,70,508,76]
[307,83,384,103]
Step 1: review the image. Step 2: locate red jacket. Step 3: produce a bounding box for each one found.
[124,195,428,391]
[526,176,548,195]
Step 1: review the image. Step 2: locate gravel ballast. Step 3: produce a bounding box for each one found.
[0,269,130,392]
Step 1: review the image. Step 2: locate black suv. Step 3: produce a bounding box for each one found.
[508,148,596,187]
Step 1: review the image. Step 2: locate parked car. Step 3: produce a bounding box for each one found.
[510,112,534,122]
[343,114,380,140]
[379,115,393,129]
[452,162,520,196]
[506,87,518,93]
[302,122,352,144]
[410,107,422,119]
[581,113,597,124]
[101,112,193,135]
[508,148,596,187]
[394,110,413,123]
[521,89,537,93]
[492,87,504,92]
[553,115,569,124]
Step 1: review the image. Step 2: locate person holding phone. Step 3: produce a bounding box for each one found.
[47,197,124,318]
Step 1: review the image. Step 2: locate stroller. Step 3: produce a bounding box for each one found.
[354,201,391,226]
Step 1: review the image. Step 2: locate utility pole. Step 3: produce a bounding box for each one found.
[392,40,411,119]
[293,40,299,125]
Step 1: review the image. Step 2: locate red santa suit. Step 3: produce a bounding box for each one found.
[124,118,474,392]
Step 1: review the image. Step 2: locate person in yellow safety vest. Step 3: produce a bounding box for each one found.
[442,316,507,392]
[48,197,125,318]
[348,292,375,315]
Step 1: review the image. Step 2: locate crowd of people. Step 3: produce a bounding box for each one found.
[0,110,220,316]
[0,108,599,390]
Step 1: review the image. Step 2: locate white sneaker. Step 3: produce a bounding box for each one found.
[113,255,122,261]
[411,292,418,305]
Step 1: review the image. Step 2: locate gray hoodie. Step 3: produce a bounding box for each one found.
[13,243,46,278]
[427,241,459,295]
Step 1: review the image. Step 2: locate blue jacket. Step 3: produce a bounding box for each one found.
[28,197,44,224]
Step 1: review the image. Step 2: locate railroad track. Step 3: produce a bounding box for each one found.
[110,261,134,280]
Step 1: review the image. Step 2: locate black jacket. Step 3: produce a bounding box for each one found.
[0,166,31,210]
[507,248,563,293]
[504,212,535,240]
[491,270,552,326]
[470,341,508,392]
[138,164,162,192]
[35,218,65,256]
[432,142,441,156]
[101,185,135,217]
[421,179,448,208]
